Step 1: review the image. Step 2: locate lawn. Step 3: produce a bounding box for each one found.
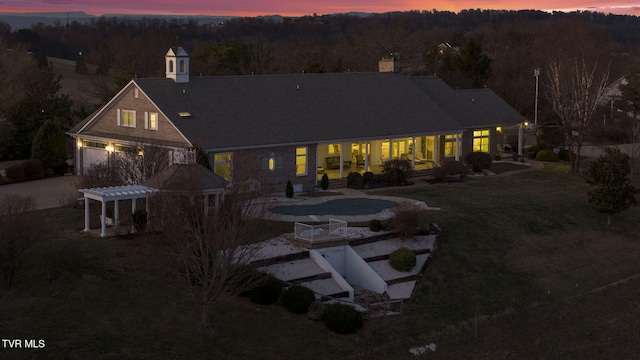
[2,164,640,359]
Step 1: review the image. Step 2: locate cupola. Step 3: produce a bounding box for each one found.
[166,47,189,83]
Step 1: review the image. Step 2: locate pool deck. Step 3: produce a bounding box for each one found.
[265,186,441,223]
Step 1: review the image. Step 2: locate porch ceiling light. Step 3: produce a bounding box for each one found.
[105,145,114,153]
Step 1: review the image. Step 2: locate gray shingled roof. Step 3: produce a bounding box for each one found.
[410,77,524,128]
[134,72,467,151]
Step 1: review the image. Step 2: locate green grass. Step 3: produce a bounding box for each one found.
[1,166,640,359]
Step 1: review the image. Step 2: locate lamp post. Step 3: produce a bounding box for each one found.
[534,68,540,128]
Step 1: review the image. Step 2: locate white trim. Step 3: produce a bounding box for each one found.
[76,80,138,133]
[134,83,193,146]
[116,108,121,126]
[144,112,149,129]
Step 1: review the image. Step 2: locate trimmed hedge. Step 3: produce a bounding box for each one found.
[250,275,283,305]
[323,303,363,334]
[368,219,382,232]
[389,247,417,272]
[535,149,559,162]
[282,285,316,314]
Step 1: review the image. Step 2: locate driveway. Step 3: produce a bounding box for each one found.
[0,175,80,210]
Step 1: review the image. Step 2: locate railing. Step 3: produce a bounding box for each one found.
[295,219,347,242]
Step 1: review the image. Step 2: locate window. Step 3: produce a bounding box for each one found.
[179,59,185,72]
[444,135,458,158]
[214,153,232,181]
[296,147,307,176]
[145,112,158,130]
[328,144,340,154]
[473,130,490,153]
[118,109,136,127]
[168,60,174,73]
[268,157,276,171]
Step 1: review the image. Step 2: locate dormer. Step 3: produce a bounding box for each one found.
[166,47,189,83]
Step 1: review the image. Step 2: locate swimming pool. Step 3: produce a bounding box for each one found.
[269,198,397,216]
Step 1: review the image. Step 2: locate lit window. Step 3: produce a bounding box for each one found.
[328,144,340,154]
[268,157,275,171]
[118,110,136,127]
[296,147,307,176]
[473,130,490,153]
[146,112,158,130]
[214,153,232,181]
[444,135,457,157]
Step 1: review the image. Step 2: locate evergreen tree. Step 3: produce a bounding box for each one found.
[31,119,67,173]
[583,147,638,225]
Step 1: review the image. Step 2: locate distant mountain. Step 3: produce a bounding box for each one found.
[0,11,237,30]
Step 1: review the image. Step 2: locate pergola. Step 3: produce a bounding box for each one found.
[79,185,157,238]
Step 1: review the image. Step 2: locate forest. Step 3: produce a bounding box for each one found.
[1,9,640,163]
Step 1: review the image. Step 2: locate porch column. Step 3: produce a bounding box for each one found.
[364,141,370,172]
[339,144,344,178]
[455,134,461,161]
[114,200,120,227]
[84,197,90,232]
[131,198,137,234]
[315,145,319,188]
[388,138,393,160]
[411,136,416,168]
[434,137,440,165]
[100,200,107,238]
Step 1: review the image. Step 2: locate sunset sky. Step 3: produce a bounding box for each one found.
[0,1,638,17]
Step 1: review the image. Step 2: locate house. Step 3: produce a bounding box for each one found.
[69,47,524,193]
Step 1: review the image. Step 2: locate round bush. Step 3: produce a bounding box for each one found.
[282,285,316,314]
[362,171,374,185]
[535,149,559,162]
[368,219,382,232]
[320,173,329,190]
[347,172,363,188]
[389,247,417,272]
[250,275,283,305]
[322,303,363,334]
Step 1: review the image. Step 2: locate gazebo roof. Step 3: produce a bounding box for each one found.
[144,164,227,194]
[79,185,157,202]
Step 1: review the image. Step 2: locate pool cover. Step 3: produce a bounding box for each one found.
[269,198,397,216]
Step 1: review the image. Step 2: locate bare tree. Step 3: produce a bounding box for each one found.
[114,144,170,185]
[545,58,611,173]
[153,155,274,335]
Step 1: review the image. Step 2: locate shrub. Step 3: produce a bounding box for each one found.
[362,171,374,185]
[527,144,542,154]
[76,160,122,188]
[285,180,294,198]
[558,149,574,161]
[347,172,363,188]
[131,210,147,233]
[320,173,329,190]
[382,159,413,185]
[388,201,422,239]
[432,161,468,182]
[282,285,316,314]
[5,164,26,183]
[250,274,283,305]
[389,247,417,272]
[22,159,46,181]
[536,149,559,162]
[372,174,384,184]
[464,152,492,172]
[0,195,37,285]
[323,303,363,334]
[368,219,382,232]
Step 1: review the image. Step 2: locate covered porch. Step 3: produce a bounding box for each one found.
[317,134,461,180]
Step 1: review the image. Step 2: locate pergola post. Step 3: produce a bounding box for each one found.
[114,200,120,227]
[84,197,90,232]
[100,200,107,238]
[131,198,137,234]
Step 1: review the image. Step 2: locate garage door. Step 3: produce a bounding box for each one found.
[83,147,108,168]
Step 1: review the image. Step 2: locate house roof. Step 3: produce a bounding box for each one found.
[134,72,468,151]
[410,77,525,128]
